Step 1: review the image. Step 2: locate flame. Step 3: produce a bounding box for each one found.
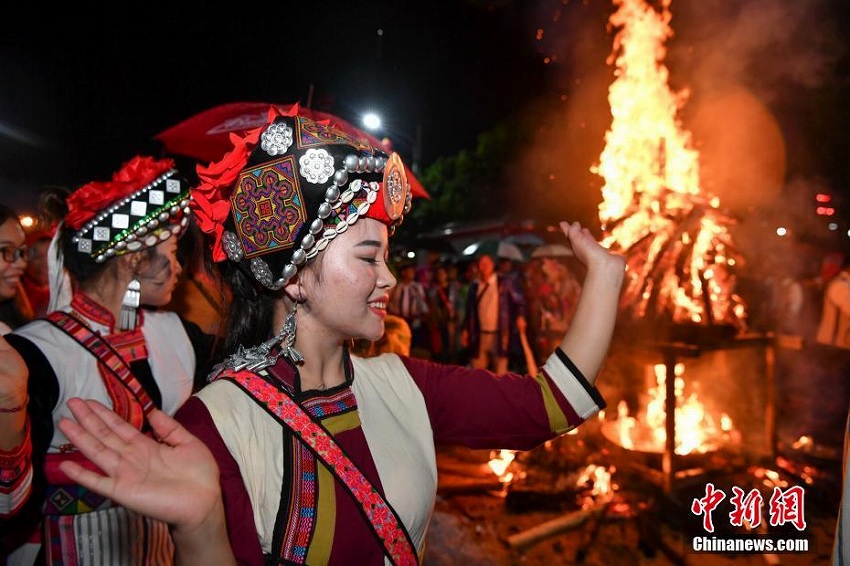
[488,449,516,483]
[576,464,615,502]
[593,0,746,327]
[611,363,733,454]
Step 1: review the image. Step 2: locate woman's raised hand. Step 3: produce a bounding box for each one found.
[556,221,625,384]
[559,220,624,275]
[57,398,230,553]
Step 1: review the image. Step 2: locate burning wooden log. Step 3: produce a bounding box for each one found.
[506,501,609,549]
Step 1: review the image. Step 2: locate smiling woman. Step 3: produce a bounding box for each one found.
[0,205,29,334]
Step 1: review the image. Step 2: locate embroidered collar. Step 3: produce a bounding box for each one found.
[70,289,145,336]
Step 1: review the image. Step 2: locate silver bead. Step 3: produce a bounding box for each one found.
[358,156,367,171]
[333,169,348,186]
[344,154,359,172]
[282,263,298,281]
[366,156,376,171]
[159,212,170,222]
[310,218,324,234]
[318,203,332,218]
[291,249,307,265]
[325,186,340,202]
[300,234,315,249]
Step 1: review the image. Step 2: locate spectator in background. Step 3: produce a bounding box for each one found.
[351,313,412,358]
[427,263,461,363]
[165,219,230,337]
[0,205,31,335]
[816,255,850,349]
[461,253,527,373]
[387,260,430,357]
[20,228,53,319]
[534,257,582,359]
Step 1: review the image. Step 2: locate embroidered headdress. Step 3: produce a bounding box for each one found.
[66,155,191,263]
[190,106,412,290]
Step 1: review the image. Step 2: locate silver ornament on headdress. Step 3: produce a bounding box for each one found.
[222,230,244,262]
[299,148,335,184]
[261,122,294,156]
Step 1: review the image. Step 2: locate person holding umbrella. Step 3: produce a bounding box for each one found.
[14,107,627,565]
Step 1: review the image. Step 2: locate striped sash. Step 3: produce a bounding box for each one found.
[45,311,155,422]
[221,369,419,566]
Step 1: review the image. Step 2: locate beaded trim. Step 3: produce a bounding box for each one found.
[71,169,192,263]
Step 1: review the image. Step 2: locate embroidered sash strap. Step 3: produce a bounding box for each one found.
[45,311,155,419]
[222,370,419,566]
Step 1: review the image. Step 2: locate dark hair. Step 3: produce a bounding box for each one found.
[221,263,276,356]
[0,204,21,228]
[220,249,326,356]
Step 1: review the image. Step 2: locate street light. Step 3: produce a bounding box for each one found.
[361,112,422,175]
[362,112,382,130]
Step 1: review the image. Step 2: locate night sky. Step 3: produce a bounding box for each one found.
[1,0,848,247]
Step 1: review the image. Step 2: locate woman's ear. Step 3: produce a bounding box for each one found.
[118,252,144,280]
[283,275,306,304]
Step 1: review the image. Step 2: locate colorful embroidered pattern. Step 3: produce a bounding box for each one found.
[301,387,357,418]
[279,439,318,563]
[44,484,111,515]
[232,156,306,257]
[224,370,418,566]
[0,420,32,516]
[296,116,362,149]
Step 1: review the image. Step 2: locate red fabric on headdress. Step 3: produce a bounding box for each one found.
[65,156,176,230]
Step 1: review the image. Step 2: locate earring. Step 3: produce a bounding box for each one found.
[119,278,141,331]
[277,302,304,364]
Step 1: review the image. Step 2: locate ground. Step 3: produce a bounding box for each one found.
[424,443,839,566]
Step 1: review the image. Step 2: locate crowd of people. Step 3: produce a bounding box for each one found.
[0,107,626,565]
[382,247,584,376]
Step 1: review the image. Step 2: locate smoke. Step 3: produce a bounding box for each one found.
[673,0,845,99]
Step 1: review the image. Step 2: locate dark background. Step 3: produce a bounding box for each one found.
[1,0,848,253]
